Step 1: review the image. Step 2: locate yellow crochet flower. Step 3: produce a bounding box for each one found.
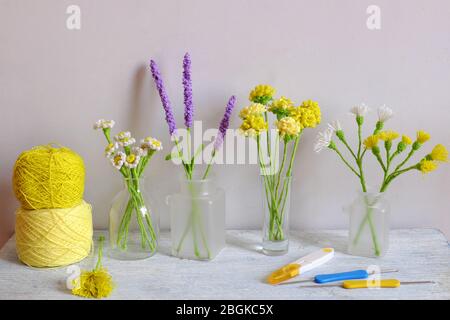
[290,106,320,129]
[416,130,430,144]
[418,160,438,174]
[363,135,380,149]
[276,116,301,137]
[239,114,268,137]
[72,268,114,299]
[72,235,114,299]
[249,85,275,104]
[402,135,412,145]
[429,144,448,162]
[268,96,294,113]
[300,99,321,125]
[378,130,399,141]
[239,103,267,119]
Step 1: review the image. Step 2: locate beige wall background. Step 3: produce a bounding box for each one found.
[1,0,449,247]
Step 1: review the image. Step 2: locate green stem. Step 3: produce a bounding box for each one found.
[95,235,105,271]
[394,148,415,172]
[202,150,215,180]
[331,146,361,178]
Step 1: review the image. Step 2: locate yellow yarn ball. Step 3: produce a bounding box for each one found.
[15,201,93,267]
[13,144,85,210]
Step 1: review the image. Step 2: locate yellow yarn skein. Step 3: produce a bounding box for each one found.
[15,201,93,267]
[13,144,85,210]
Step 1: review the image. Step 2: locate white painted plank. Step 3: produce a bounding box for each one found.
[0,229,449,300]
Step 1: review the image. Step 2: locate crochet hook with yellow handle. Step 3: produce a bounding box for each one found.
[300,279,435,289]
[267,248,334,285]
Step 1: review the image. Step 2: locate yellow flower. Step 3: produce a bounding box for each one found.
[429,144,448,162]
[418,160,438,174]
[72,236,114,299]
[239,103,267,119]
[416,130,430,144]
[276,117,301,137]
[72,268,114,299]
[290,106,320,129]
[378,130,399,141]
[363,135,380,149]
[249,85,275,104]
[239,114,268,137]
[402,135,412,145]
[268,96,294,113]
[300,99,321,125]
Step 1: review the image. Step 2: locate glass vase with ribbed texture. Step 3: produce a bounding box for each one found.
[109,177,159,260]
[347,192,390,258]
[168,175,225,261]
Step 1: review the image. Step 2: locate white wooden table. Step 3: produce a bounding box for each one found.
[0,229,449,300]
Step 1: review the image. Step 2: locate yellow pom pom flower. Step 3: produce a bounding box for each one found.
[300,99,321,125]
[402,135,412,145]
[418,159,438,174]
[416,130,430,144]
[363,135,380,149]
[239,114,268,137]
[429,144,448,162]
[276,117,301,137]
[72,268,114,299]
[290,107,320,129]
[268,96,294,114]
[72,236,114,299]
[378,130,399,141]
[239,103,267,119]
[249,85,275,104]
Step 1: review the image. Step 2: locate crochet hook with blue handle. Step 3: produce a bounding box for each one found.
[278,268,398,285]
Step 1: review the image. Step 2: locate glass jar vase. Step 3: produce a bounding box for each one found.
[109,177,159,260]
[168,175,225,260]
[347,192,390,258]
[261,175,292,256]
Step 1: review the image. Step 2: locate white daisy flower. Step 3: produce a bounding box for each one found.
[140,137,163,151]
[114,131,135,147]
[314,127,334,153]
[327,120,341,132]
[114,131,131,141]
[94,119,115,130]
[350,104,370,117]
[104,142,118,157]
[132,146,146,157]
[110,151,126,170]
[124,153,141,169]
[377,105,393,122]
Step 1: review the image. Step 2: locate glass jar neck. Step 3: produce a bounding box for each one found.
[179,177,216,196]
[358,191,385,204]
[123,176,145,188]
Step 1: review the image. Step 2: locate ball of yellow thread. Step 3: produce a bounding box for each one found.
[13,144,85,210]
[15,201,93,267]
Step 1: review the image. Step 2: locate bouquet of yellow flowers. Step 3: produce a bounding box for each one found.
[239,85,321,255]
[315,104,448,256]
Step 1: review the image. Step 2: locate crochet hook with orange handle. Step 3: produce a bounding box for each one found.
[267,248,334,285]
[299,279,435,289]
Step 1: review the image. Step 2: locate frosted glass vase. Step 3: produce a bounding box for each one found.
[347,192,390,258]
[109,177,159,260]
[168,175,225,260]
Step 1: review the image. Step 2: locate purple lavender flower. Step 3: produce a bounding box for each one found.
[214,95,236,151]
[150,59,177,136]
[182,53,194,129]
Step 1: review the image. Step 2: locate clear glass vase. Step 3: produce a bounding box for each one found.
[109,177,159,260]
[168,175,225,260]
[261,175,291,256]
[347,192,390,258]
